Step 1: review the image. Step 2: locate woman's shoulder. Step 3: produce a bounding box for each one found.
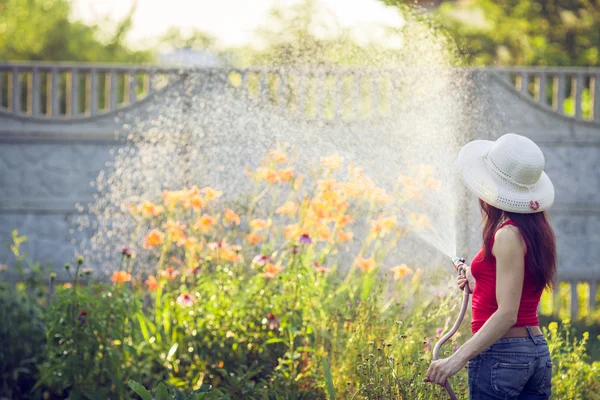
[492,222,527,255]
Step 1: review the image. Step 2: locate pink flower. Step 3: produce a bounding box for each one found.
[176,293,196,307]
[252,254,274,266]
[298,234,312,245]
[267,313,280,330]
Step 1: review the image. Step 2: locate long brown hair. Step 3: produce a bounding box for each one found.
[479,199,556,291]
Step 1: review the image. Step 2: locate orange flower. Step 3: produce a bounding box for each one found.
[160,267,180,281]
[180,236,198,249]
[315,224,330,241]
[284,224,302,240]
[250,218,269,231]
[276,168,294,182]
[162,190,184,210]
[164,221,187,246]
[221,247,241,263]
[224,208,241,225]
[338,230,354,242]
[63,282,72,289]
[140,200,164,217]
[390,264,413,280]
[111,270,132,284]
[356,257,376,273]
[194,214,217,233]
[201,187,223,201]
[411,268,424,285]
[370,216,397,236]
[321,154,342,170]
[409,213,431,229]
[143,229,165,249]
[256,167,279,184]
[145,275,159,290]
[270,149,288,163]
[183,186,206,212]
[246,233,262,245]
[337,214,353,227]
[276,201,298,216]
[262,263,283,279]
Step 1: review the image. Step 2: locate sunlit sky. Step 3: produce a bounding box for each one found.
[72,0,405,49]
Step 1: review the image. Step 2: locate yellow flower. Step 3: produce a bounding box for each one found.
[183,187,206,212]
[201,187,223,201]
[140,200,164,217]
[111,271,132,284]
[338,230,354,242]
[276,201,298,216]
[321,154,343,170]
[246,233,262,245]
[194,214,217,233]
[224,208,241,225]
[548,321,558,333]
[221,247,241,263]
[250,218,269,231]
[356,257,376,273]
[390,264,413,280]
[270,149,288,163]
[292,174,304,191]
[143,229,165,249]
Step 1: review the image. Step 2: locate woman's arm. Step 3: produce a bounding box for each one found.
[425,225,526,385]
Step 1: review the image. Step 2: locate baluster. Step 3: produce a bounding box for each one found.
[372,75,379,116]
[590,281,597,314]
[0,71,4,107]
[51,69,60,116]
[144,71,151,95]
[353,71,361,119]
[570,281,579,320]
[260,71,267,103]
[551,286,561,316]
[89,69,98,116]
[334,73,343,119]
[296,71,305,115]
[315,72,324,119]
[593,75,600,121]
[520,72,529,95]
[128,70,137,103]
[10,67,20,113]
[70,69,79,116]
[109,70,118,111]
[279,71,286,110]
[538,73,547,105]
[32,67,40,116]
[554,73,566,114]
[574,74,584,119]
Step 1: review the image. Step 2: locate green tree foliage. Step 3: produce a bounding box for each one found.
[381,0,600,66]
[0,0,152,62]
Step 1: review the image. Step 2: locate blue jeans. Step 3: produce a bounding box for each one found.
[468,327,552,399]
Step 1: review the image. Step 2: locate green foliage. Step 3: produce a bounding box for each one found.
[432,0,600,66]
[0,0,152,62]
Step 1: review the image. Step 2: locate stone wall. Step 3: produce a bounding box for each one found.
[0,69,598,287]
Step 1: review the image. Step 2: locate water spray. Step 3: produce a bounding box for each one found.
[430,256,470,400]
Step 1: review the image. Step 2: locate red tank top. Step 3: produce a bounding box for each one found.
[470,220,542,334]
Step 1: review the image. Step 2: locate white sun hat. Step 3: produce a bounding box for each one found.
[457,133,555,214]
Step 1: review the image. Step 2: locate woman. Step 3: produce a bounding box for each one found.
[425,133,557,399]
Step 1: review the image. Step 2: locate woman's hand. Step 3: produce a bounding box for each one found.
[457,265,475,292]
[424,355,466,386]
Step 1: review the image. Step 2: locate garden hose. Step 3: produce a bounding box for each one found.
[431,257,470,400]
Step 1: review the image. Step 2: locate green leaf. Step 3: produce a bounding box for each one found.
[323,358,336,400]
[128,380,153,400]
[264,338,286,345]
[137,313,151,342]
[155,382,169,400]
[174,389,186,400]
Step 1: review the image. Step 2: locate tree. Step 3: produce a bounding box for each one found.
[379,0,600,66]
[0,0,152,62]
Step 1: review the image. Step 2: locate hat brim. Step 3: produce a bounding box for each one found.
[457,140,555,214]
